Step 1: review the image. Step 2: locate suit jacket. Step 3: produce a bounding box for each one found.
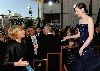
[0,41,6,71]
[37,34,60,59]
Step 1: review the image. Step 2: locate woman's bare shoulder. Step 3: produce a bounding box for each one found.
[88,16,93,21]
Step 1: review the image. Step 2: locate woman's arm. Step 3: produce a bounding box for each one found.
[63,29,80,40]
[67,29,80,39]
[4,45,14,66]
[4,44,29,66]
[61,29,80,42]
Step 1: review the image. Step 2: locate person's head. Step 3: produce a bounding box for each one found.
[36,27,41,33]
[8,25,25,40]
[25,28,30,36]
[43,25,53,34]
[73,3,88,17]
[27,27,36,36]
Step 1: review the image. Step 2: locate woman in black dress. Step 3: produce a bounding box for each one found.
[63,3,100,71]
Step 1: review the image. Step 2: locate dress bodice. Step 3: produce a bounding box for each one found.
[79,24,88,44]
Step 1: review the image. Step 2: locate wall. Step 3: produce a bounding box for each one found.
[42,0,100,28]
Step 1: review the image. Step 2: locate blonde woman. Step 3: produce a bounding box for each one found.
[4,25,34,71]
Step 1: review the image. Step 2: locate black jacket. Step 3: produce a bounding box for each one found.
[4,40,34,71]
[37,34,60,59]
[0,41,6,71]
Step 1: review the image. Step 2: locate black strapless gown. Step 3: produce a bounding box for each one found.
[70,24,100,71]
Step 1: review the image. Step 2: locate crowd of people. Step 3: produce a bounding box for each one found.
[0,3,100,71]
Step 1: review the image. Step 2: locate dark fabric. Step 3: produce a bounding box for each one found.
[37,34,60,59]
[37,34,46,59]
[0,41,6,71]
[23,36,33,50]
[4,40,34,71]
[94,32,100,45]
[23,36,36,59]
[63,47,80,68]
[70,24,100,71]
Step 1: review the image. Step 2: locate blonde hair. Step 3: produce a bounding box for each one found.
[8,25,24,40]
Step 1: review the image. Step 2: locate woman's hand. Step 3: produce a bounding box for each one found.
[64,36,70,39]
[61,36,70,42]
[79,48,84,56]
[14,58,29,66]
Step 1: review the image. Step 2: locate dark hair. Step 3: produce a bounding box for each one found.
[44,24,54,33]
[75,3,88,13]
[0,27,5,35]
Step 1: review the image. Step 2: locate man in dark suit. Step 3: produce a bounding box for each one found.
[37,25,60,59]
[23,27,37,59]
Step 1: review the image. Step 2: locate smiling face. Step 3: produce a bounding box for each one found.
[74,3,88,18]
[74,7,83,17]
[28,27,36,36]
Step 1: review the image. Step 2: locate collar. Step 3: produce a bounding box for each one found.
[46,33,52,35]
